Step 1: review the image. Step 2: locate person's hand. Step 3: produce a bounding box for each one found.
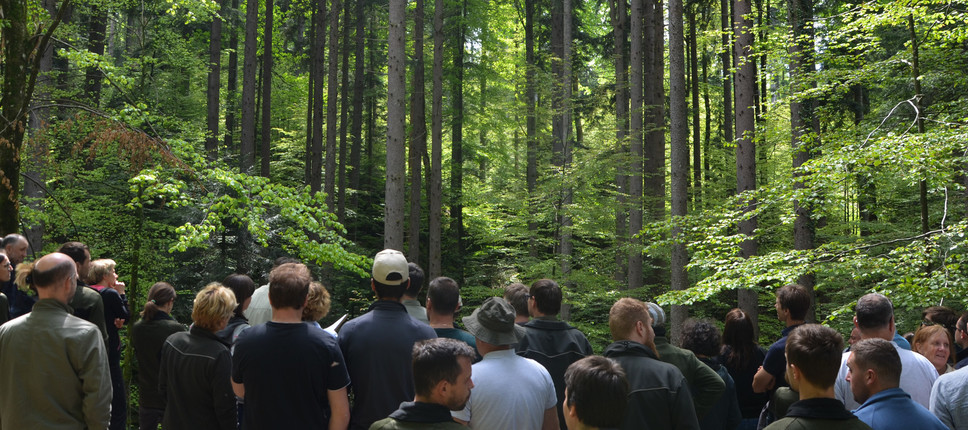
[112,281,125,295]
[114,318,126,329]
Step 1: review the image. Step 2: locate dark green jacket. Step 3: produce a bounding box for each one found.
[369,402,465,430]
[0,298,111,429]
[131,312,187,409]
[653,336,726,419]
[764,398,872,430]
[69,283,108,344]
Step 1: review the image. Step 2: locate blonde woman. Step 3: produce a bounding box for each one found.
[87,259,131,430]
[913,324,955,375]
[159,283,237,429]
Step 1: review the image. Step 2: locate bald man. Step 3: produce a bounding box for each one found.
[0,252,111,429]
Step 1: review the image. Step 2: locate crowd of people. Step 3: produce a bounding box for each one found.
[1,232,968,430]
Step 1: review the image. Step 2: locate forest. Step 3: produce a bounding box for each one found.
[2,0,968,363]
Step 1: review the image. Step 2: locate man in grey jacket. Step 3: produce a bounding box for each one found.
[0,252,111,429]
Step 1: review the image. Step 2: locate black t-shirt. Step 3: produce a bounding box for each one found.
[233,322,350,429]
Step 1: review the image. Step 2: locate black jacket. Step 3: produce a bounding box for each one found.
[603,341,701,430]
[131,312,187,409]
[159,325,236,430]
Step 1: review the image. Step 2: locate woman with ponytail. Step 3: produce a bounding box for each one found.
[130,282,186,430]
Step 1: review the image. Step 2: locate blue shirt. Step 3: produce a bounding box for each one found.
[853,388,947,430]
[762,324,803,387]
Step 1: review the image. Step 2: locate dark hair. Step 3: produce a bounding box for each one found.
[721,308,759,369]
[776,284,811,321]
[273,257,301,268]
[374,279,408,300]
[222,274,256,318]
[142,282,177,320]
[681,319,721,358]
[851,338,902,387]
[406,262,425,297]
[923,306,958,341]
[428,277,461,316]
[530,279,562,316]
[1,234,26,248]
[785,324,843,389]
[504,283,529,317]
[412,338,477,398]
[855,293,894,330]
[14,257,75,290]
[564,356,629,428]
[56,242,89,266]
[958,312,968,332]
[268,263,312,310]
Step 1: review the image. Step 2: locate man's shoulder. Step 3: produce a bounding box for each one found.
[369,418,463,430]
[936,366,968,387]
[765,417,871,430]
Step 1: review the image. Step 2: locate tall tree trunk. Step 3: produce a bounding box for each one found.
[260,0,274,177]
[628,0,644,290]
[385,0,407,250]
[306,19,315,187]
[338,0,352,223]
[326,0,341,210]
[241,0,258,173]
[702,6,712,187]
[311,0,325,192]
[350,0,365,198]
[643,0,666,285]
[84,4,107,104]
[790,0,819,321]
[409,0,427,263]
[206,5,222,160]
[756,0,769,187]
[430,0,444,278]
[670,0,690,343]
[689,5,701,206]
[450,0,466,280]
[909,15,928,234]
[225,0,240,150]
[720,0,732,145]
[613,0,629,284]
[735,0,759,331]
[561,0,573,277]
[525,0,538,257]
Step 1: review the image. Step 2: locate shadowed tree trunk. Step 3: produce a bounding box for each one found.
[338,0,352,223]
[311,0,326,192]
[612,0,629,284]
[670,0,690,342]
[525,0,538,257]
[84,4,107,104]
[206,3,222,160]
[429,0,444,278]
[409,0,427,262]
[350,0,365,202]
[260,0,274,177]
[735,0,759,330]
[385,0,407,250]
[450,0,466,280]
[720,0,732,146]
[628,0,644,289]
[326,0,341,210]
[240,0,258,173]
[225,0,240,150]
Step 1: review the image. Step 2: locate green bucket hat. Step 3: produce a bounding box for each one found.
[463,297,527,346]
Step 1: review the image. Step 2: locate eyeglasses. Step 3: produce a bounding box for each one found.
[922,319,955,331]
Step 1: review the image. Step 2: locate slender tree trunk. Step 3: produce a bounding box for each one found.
[409,0,427,262]
[790,0,819,321]
[311,0,325,192]
[525,0,538,257]
[225,0,240,150]
[350,0,365,197]
[735,0,759,330]
[326,0,341,210]
[643,0,666,285]
[689,5,701,206]
[385,0,407,250]
[306,21,315,186]
[450,0,466,280]
[338,0,352,223]
[560,0,573,277]
[909,15,928,234]
[260,0,274,177]
[206,5,222,160]
[612,0,629,284]
[628,0,644,290]
[430,0,444,278]
[670,0,690,343]
[720,0,732,145]
[241,0,258,173]
[702,7,712,186]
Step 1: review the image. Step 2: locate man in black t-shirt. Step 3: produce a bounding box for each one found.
[232,263,351,429]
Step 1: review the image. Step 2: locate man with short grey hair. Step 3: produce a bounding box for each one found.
[1,234,34,318]
[453,297,559,430]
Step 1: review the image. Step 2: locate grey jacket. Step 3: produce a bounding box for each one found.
[0,298,111,429]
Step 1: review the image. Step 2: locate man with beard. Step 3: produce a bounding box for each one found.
[602,298,700,430]
[370,338,476,429]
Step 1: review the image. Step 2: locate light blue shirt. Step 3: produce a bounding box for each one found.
[931,367,968,429]
[853,388,946,430]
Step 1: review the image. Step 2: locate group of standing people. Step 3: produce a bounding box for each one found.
[2,234,968,430]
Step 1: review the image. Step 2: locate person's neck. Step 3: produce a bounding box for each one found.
[271,307,304,323]
[477,342,509,356]
[797,382,835,401]
[860,328,893,342]
[514,315,529,324]
[786,319,805,328]
[428,313,455,329]
[377,296,402,303]
[402,294,418,301]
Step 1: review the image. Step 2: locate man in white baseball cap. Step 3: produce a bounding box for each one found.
[338,249,437,430]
